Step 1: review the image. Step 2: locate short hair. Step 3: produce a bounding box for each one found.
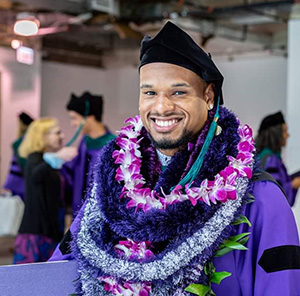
[255,123,283,154]
[18,117,58,158]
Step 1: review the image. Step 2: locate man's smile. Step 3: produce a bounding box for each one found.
[149,117,183,133]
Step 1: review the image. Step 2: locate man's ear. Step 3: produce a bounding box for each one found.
[204,83,215,109]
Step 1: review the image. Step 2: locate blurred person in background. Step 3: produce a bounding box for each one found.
[2,112,33,199]
[13,118,71,264]
[45,92,116,217]
[256,111,300,206]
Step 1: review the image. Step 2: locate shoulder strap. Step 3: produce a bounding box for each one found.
[252,170,287,198]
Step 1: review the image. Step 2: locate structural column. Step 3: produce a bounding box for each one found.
[287,5,300,227]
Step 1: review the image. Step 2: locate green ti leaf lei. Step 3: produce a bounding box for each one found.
[185,213,252,296]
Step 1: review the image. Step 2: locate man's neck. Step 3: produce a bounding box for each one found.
[88,122,106,139]
[156,149,172,167]
[157,148,179,157]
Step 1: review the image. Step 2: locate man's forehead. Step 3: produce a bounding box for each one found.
[139,63,205,85]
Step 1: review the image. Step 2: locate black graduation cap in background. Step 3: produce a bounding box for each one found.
[19,112,34,126]
[139,21,224,104]
[259,111,285,133]
[66,91,103,121]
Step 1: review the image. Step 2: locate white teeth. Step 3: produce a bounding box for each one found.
[155,119,177,127]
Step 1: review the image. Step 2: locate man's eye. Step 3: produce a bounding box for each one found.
[173,91,186,95]
[144,91,156,96]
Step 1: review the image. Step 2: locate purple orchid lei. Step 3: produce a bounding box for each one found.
[99,239,154,295]
[100,275,151,296]
[112,115,255,212]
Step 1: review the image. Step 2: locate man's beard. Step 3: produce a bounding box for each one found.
[149,129,195,150]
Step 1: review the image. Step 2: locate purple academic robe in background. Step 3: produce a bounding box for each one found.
[50,180,300,295]
[3,152,25,200]
[263,154,298,206]
[62,132,114,216]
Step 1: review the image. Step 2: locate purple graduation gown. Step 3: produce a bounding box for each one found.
[50,180,300,295]
[3,152,25,199]
[61,132,115,215]
[263,154,298,206]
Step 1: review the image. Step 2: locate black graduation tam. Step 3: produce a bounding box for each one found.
[66,91,103,121]
[259,111,285,133]
[139,21,224,104]
[19,112,34,126]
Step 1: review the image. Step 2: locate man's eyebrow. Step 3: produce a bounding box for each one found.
[171,83,191,87]
[140,84,153,89]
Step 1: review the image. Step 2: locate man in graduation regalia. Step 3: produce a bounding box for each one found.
[50,22,300,295]
[62,92,115,215]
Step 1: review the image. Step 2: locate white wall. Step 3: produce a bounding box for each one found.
[215,55,288,136]
[287,20,300,173]
[41,62,140,143]
[286,19,300,233]
[0,47,41,186]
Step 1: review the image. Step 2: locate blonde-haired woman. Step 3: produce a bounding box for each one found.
[13,118,65,264]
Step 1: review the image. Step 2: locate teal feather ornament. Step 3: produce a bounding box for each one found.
[175,97,220,190]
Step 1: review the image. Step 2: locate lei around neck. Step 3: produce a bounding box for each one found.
[112,115,255,212]
[73,109,256,296]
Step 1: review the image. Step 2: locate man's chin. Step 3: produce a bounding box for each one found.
[152,140,180,150]
[149,130,194,150]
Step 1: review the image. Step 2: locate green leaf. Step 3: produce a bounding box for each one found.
[211,271,231,285]
[185,284,210,296]
[204,261,215,276]
[232,215,252,227]
[229,232,250,243]
[246,193,255,204]
[214,246,234,257]
[215,232,250,257]
[223,240,248,250]
[238,236,250,246]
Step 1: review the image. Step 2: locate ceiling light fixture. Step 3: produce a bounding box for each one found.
[11,39,23,49]
[14,18,40,36]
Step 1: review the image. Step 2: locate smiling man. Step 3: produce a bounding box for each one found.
[50,22,300,295]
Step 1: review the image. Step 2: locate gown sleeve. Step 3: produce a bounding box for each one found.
[213,180,300,296]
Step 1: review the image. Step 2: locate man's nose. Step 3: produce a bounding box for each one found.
[153,93,175,115]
